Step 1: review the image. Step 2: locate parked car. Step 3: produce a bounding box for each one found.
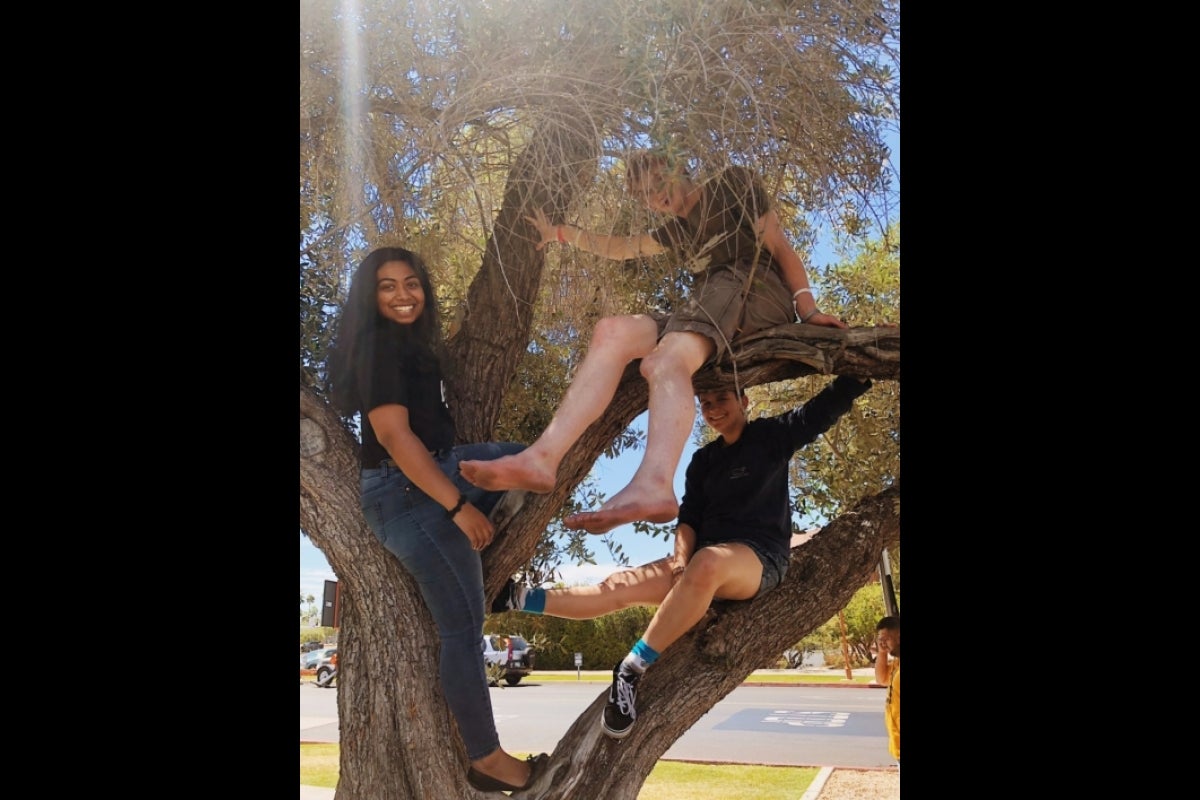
[316,651,338,687]
[481,634,534,686]
[303,647,337,670]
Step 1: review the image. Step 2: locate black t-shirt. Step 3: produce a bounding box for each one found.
[677,376,871,562]
[648,165,776,275]
[355,327,456,469]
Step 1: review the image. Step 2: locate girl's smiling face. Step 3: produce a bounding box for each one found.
[375,260,426,325]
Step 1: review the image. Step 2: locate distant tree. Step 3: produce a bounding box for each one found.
[795,582,890,668]
[300,593,319,626]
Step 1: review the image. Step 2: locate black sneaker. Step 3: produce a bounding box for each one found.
[601,663,640,739]
[490,578,518,614]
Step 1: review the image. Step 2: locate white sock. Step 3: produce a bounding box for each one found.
[621,652,649,675]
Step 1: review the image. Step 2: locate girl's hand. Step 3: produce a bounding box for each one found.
[524,207,556,251]
[453,503,495,551]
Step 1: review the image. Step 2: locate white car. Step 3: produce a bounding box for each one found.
[481,635,534,686]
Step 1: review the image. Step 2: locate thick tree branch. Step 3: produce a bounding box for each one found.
[520,484,901,799]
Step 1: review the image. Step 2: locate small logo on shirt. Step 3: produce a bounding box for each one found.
[728,466,750,480]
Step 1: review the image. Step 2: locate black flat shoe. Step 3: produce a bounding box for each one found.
[467,752,548,792]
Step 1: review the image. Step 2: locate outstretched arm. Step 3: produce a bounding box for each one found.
[784,376,872,449]
[525,206,667,260]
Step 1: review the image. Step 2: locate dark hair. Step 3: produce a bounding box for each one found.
[326,247,444,416]
[876,616,900,632]
[693,383,746,399]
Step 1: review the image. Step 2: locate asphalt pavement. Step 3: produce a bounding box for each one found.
[300,667,891,799]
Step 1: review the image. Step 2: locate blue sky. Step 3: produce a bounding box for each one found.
[301,130,899,609]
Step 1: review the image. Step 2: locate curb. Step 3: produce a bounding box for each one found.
[743,681,882,689]
[798,767,834,800]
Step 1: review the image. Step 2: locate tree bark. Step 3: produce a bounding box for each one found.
[446,117,601,444]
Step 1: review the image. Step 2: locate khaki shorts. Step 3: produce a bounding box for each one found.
[653,262,795,362]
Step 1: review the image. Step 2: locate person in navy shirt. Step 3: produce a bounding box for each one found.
[493,374,872,739]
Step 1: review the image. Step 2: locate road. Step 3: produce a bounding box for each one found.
[301,676,892,769]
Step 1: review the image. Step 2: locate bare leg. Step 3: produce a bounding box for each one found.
[565,330,714,533]
[642,544,762,654]
[542,558,675,619]
[460,315,660,492]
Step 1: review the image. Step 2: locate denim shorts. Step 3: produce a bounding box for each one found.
[702,538,789,598]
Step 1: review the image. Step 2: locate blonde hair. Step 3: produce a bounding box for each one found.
[625,148,691,191]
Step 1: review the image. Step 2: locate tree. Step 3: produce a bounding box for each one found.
[300,1,899,796]
[795,582,891,668]
[300,592,319,626]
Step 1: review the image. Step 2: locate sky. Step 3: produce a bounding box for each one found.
[300,130,899,613]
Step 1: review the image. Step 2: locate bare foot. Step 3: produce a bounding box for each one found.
[460,452,556,493]
[564,488,678,534]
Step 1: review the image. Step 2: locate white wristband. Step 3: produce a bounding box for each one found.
[792,287,813,300]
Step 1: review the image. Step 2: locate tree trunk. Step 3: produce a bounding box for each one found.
[446,118,601,444]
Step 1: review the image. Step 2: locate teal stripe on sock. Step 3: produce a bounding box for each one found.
[631,638,659,665]
[525,588,546,614]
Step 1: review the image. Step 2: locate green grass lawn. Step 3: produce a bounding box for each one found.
[300,744,818,798]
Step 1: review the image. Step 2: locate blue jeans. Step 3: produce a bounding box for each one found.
[360,442,525,760]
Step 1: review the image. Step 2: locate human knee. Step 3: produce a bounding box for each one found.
[639,347,692,384]
[592,315,649,355]
[678,550,723,590]
[640,335,710,383]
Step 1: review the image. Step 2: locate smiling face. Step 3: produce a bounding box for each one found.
[697,389,749,440]
[375,260,426,325]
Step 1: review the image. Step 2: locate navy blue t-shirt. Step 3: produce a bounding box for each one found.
[355,327,456,469]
